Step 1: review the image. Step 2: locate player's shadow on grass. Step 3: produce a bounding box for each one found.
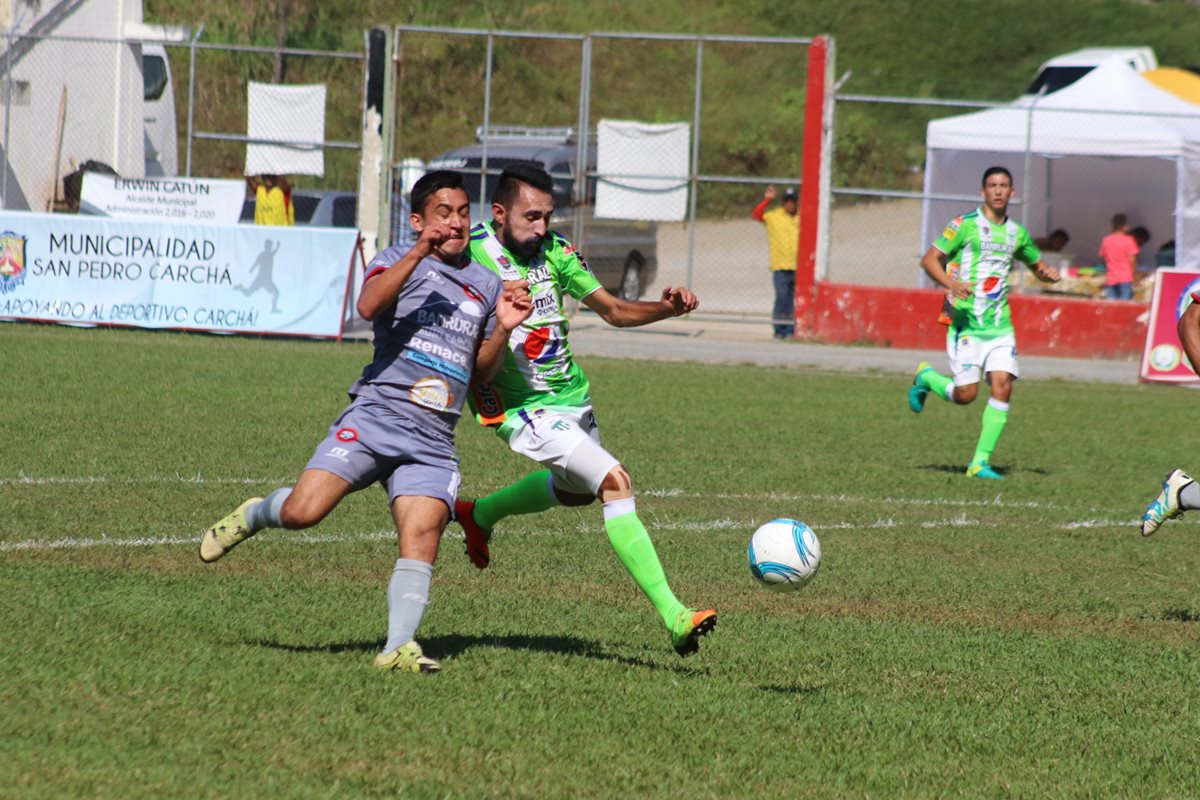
[918,463,1049,477]
[758,683,823,695]
[251,633,699,672]
[1157,607,1200,622]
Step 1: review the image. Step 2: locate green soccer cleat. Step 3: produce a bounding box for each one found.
[199,497,263,563]
[670,608,717,657]
[1141,469,1194,537]
[455,499,492,570]
[966,462,1004,480]
[374,640,441,673]
[908,361,933,413]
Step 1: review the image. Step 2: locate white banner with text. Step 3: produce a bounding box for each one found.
[80,174,246,226]
[0,212,358,338]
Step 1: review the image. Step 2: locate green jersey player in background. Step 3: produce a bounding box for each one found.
[457,163,717,657]
[908,166,1060,479]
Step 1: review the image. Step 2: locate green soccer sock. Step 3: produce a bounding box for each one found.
[473,469,560,530]
[971,399,1010,465]
[604,500,687,629]
[920,367,954,402]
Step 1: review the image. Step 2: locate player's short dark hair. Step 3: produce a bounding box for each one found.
[492,162,554,208]
[981,166,1012,187]
[410,170,465,215]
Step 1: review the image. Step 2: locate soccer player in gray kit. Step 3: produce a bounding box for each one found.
[198,170,532,673]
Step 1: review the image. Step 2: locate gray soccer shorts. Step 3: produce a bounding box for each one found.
[304,397,461,509]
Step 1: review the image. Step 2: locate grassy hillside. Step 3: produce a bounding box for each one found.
[143,0,1200,197]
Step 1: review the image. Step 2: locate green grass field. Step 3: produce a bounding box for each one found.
[2,323,1199,798]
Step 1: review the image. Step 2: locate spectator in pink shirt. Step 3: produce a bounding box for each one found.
[1098,213,1138,301]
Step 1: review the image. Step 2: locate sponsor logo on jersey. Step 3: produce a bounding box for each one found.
[521,326,560,365]
[941,217,963,240]
[404,344,470,383]
[463,283,484,302]
[0,231,27,295]
[459,299,484,318]
[417,308,480,334]
[410,376,453,412]
[563,243,592,274]
[981,275,1004,300]
[336,427,358,443]
[471,381,506,426]
[525,264,551,285]
[530,291,558,318]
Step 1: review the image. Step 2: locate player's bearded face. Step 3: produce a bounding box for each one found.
[499,184,553,261]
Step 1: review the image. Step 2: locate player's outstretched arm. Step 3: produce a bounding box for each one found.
[475,282,532,383]
[1180,301,1200,375]
[582,285,699,328]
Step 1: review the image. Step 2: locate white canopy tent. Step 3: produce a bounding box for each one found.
[922,59,1200,272]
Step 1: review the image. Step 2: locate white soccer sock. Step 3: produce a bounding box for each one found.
[1181,481,1200,511]
[383,558,433,654]
[602,497,637,520]
[245,487,291,531]
[987,398,1010,412]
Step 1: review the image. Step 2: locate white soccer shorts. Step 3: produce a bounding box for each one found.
[947,330,1019,387]
[505,406,621,497]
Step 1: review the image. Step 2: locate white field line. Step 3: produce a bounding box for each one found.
[0,515,1146,553]
[0,473,294,487]
[1,473,1109,513]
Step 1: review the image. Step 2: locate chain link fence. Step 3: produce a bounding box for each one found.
[829,78,1200,301]
[388,27,813,319]
[0,28,363,222]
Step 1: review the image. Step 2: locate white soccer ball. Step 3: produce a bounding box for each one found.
[747,518,821,591]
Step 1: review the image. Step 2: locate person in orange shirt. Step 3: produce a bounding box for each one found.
[752,185,800,339]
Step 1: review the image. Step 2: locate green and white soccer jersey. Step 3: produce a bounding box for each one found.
[934,209,1040,337]
[467,221,602,434]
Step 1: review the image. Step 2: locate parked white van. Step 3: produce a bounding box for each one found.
[142,42,178,177]
[1024,47,1157,97]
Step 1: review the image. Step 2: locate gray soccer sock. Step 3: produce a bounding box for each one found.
[245,487,291,531]
[383,558,434,653]
[1181,481,1200,510]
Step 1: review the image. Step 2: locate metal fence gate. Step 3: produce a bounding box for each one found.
[385,26,814,320]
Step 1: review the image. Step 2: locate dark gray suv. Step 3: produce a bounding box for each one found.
[402,128,658,300]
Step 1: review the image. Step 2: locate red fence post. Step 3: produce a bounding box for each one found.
[795,35,828,338]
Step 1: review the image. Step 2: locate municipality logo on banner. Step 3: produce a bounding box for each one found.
[0,230,27,295]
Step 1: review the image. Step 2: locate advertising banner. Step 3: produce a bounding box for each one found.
[1140,268,1200,383]
[80,174,246,226]
[0,211,358,338]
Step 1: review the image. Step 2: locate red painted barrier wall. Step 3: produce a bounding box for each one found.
[811,282,1148,359]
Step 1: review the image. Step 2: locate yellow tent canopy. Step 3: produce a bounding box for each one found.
[1143,67,1200,106]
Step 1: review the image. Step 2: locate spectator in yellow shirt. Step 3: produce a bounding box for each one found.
[247,174,294,226]
[752,185,800,339]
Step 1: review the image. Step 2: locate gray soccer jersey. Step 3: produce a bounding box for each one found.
[347,244,503,440]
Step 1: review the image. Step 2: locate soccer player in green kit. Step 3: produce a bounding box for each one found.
[908,166,1061,479]
[456,162,717,657]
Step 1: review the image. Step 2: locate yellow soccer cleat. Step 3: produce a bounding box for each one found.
[199,497,263,563]
[374,640,441,673]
